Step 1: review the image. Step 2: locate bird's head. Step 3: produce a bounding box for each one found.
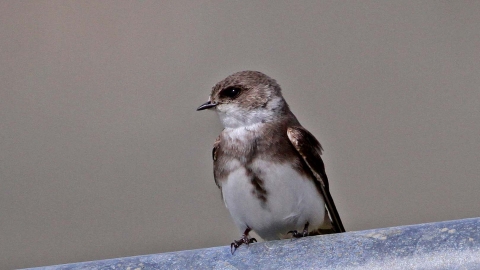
[197,71,289,128]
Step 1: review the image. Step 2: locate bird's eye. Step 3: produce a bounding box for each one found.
[221,87,241,98]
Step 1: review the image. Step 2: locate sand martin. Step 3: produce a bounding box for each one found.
[197,71,345,254]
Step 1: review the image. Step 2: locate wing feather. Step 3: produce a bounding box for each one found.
[212,135,221,188]
[287,126,346,233]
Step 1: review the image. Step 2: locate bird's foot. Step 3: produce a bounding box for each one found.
[287,229,308,238]
[288,222,310,238]
[231,228,256,254]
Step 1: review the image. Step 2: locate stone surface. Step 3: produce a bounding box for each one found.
[27,218,480,269]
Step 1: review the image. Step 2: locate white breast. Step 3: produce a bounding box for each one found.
[221,159,327,240]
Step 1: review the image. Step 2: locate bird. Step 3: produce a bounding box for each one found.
[197,71,345,254]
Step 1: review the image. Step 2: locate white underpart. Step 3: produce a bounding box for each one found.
[221,159,327,240]
[223,123,263,146]
[215,95,326,239]
[216,96,283,129]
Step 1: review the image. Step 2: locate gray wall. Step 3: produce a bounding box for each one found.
[1,1,479,269]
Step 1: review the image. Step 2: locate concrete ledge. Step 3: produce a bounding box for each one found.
[28,217,480,269]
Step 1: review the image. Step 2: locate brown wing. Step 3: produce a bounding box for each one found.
[212,135,221,188]
[287,126,346,233]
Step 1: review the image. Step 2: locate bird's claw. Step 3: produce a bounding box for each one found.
[287,229,308,238]
[230,236,257,254]
[288,222,310,239]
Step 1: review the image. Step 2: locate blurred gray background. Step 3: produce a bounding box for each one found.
[1,1,479,269]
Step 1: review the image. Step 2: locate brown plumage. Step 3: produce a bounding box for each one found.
[198,71,345,253]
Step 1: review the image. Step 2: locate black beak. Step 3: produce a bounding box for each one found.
[196,101,217,111]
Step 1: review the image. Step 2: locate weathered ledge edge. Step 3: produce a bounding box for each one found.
[27,217,480,270]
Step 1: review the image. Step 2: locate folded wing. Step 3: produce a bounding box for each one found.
[287,126,346,233]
